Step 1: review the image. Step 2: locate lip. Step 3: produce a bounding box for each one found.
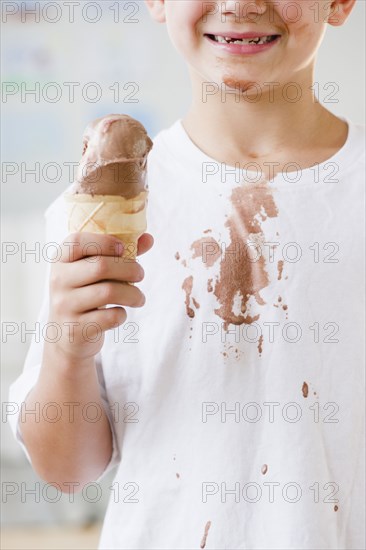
[208,31,279,39]
[204,33,281,55]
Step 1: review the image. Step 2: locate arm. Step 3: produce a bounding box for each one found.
[19,232,153,491]
[20,353,113,491]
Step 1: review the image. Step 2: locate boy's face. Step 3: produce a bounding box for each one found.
[146,0,355,92]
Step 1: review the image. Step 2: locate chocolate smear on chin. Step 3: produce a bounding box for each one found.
[223,76,259,94]
[214,183,278,330]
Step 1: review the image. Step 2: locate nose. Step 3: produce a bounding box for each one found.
[220,0,267,19]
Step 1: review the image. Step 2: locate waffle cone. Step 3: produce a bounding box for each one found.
[64,191,147,260]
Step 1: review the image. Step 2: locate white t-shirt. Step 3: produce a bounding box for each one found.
[9,119,365,549]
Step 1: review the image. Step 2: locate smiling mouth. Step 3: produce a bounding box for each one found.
[205,34,280,45]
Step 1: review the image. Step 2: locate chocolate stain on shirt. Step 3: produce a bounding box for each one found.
[191,237,221,268]
[182,276,195,318]
[207,278,214,293]
[334,505,339,512]
[302,382,309,398]
[200,521,212,549]
[175,252,180,261]
[258,335,264,356]
[192,298,200,309]
[277,260,284,280]
[261,464,268,475]
[214,184,278,329]
[176,473,180,479]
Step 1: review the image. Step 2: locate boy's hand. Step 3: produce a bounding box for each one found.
[47,232,153,364]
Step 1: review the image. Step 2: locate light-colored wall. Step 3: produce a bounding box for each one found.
[2,0,365,527]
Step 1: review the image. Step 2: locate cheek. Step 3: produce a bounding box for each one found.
[164,1,202,52]
[277,0,305,24]
[287,21,326,57]
[165,0,202,31]
[277,1,326,54]
[278,0,327,32]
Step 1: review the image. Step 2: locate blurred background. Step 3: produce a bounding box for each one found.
[1,1,365,548]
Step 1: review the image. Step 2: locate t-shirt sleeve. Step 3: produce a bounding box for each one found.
[7,192,121,480]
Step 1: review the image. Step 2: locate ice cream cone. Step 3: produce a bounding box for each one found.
[64,191,147,260]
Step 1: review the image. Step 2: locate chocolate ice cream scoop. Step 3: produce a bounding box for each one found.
[72,114,153,199]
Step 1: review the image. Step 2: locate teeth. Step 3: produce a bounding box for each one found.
[213,35,275,45]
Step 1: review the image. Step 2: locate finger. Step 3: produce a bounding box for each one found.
[79,307,127,336]
[58,256,144,288]
[59,233,124,263]
[137,233,154,256]
[71,281,145,312]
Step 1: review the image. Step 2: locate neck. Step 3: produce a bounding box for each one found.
[183,68,343,167]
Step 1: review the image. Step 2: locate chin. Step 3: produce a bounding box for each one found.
[222,76,260,94]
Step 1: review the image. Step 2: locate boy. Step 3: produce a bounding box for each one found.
[10,1,365,548]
